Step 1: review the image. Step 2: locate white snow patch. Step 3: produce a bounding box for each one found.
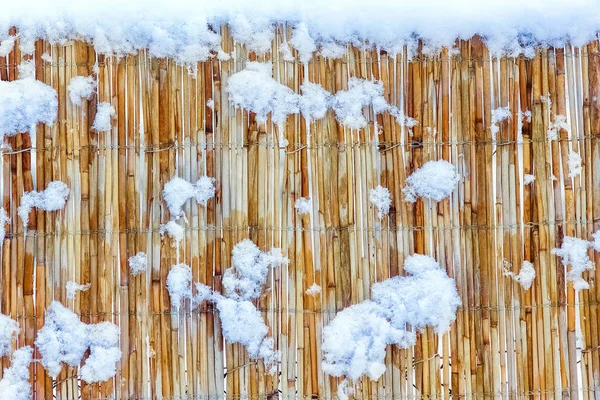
[320,42,347,59]
[305,283,322,297]
[0,346,33,400]
[0,78,58,136]
[299,81,331,123]
[128,252,148,276]
[490,106,511,137]
[552,236,595,290]
[547,115,569,141]
[166,263,193,308]
[66,281,91,300]
[160,220,185,248]
[68,76,96,106]
[230,14,273,55]
[206,98,214,110]
[403,160,459,203]
[369,185,392,219]
[0,37,15,57]
[290,22,317,63]
[35,301,121,382]
[568,151,582,178]
[524,174,535,185]
[226,62,299,126]
[503,260,536,290]
[41,52,52,63]
[0,208,10,244]
[163,175,215,218]
[17,60,35,79]
[214,295,279,372]
[322,254,460,386]
[92,102,115,132]
[222,239,288,301]
[295,197,312,215]
[0,314,19,357]
[18,181,70,231]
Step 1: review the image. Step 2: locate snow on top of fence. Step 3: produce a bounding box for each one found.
[2,0,600,62]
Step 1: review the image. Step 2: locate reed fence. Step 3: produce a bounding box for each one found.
[1,26,600,399]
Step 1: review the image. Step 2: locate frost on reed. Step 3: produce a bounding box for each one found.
[0,313,19,357]
[92,102,115,132]
[322,254,460,394]
[490,106,511,137]
[0,78,58,136]
[0,346,33,400]
[403,160,459,203]
[305,283,322,297]
[128,252,148,276]
[18,181,70,231]
[369,185,392,219]
[36,301,121,382]
[163,176,215,218]
[160,220,185,247]
[67,75,96,106]
[568,151,582,178]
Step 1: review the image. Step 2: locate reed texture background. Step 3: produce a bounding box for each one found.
[1,26,600,399]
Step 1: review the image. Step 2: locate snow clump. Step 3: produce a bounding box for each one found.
[163,176,215,218]
[67,76,96,106]
[322,254,460,388]
[128,252,148,276]
[0,78,58,136]
[18,181,70,231]
[403,160,459,202]
[369,185,392,219]
[35,301,121,382]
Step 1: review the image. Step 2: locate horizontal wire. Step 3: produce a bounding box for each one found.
[6,302,600,320]
[2,219,594,239]
[0,135,598,154]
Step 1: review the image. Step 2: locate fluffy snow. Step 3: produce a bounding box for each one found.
[568,151,582,178]
[524,174,536,185]
[290,22,317,63]
[294,197,312,216]
[167,264,193,308]
[0,37,15,57]
[163,175,215,218]
[0,346,33,400]
[503,260,536,290]
[552,236,595,290]
[226,62,299,126]
[2,1,600,61]
[68,76,96,106]
[331,78,389,129]
[0,208,10,244]
[36,301,121,382]
[490,106,511,137]
[305,283,322,297]
[0,314,19,357]
[591,230,600,253]
[369,185,392,219]
[160,220,185,247]
[17,60,35,79]
[299,82,331,123]
[128,252,148,276]
[403,160,460,203]
[322,254,460,385]
[66,281,91,300]
[18,181,70,231]
[0,78,58,136]
[222,239,288,301]
[92,102,115,132]
[214,296,279,370]
[547,115,569,141]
